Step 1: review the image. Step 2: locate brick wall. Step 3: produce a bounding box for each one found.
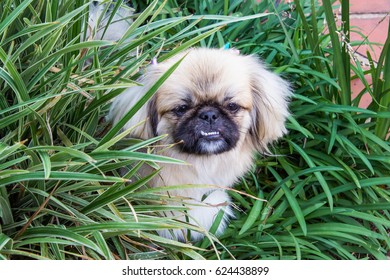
[350,0,389,57]
[347,0,389,107]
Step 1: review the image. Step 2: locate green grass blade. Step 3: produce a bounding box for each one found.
[92,231,115,260]
[0,171,127,187]
[374,19,390,139]
[288,140,334,210]
[37,151,51,179]
[323,0,350,105]
[90,150,184,164]
[238,190,264,235]
[0,0,33,35]
[81,170,158,214]
[280,184,307,236]
[20,227,104,256]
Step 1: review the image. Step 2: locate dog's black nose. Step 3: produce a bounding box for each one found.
[198,108,220,124]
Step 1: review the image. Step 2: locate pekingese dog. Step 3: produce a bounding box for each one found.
[108,48,291,241]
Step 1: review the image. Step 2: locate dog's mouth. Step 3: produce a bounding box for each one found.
[172,105,240,155]
[196,133,228,154]
[178,127,234,155]
[200,130,221,138]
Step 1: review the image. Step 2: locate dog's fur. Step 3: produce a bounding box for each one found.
[86,1,133,41]
[108,48,291,241]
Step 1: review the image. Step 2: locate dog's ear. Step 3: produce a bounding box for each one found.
[147,95,159,137]
[247,57,291,152]
[108,68,161,139]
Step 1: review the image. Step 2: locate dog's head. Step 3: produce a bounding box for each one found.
[110,48,290,155]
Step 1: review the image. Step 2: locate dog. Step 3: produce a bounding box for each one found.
[108,47,291,241]
[86,1,133,41]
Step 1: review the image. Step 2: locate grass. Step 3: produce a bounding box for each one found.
[0,0,389,260]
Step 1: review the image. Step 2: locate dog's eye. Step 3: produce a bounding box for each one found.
[173,105,189,116]
[227,102,240,113]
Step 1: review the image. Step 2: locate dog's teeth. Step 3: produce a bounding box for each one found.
[200,131,220,136]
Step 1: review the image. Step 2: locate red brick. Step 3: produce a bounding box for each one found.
[349,15,388,108]
[350,0,390,14]
[350,16,389,60]
[352,75,372,108]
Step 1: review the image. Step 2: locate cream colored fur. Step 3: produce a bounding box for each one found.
[86,1,133,41]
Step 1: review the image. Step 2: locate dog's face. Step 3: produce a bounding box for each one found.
[145,48,290,155]
[153,56,254,155]
[170,102,242,155]
[110,48,290,157]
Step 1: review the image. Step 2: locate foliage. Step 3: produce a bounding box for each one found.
[0,0,389,260]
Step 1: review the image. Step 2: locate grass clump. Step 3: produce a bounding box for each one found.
[0,0,389,259]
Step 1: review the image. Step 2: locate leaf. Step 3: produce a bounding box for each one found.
[90,150,184,164]
[81,170,158,214]
[0,171,127,187]
[336,135,374,175]
[0,48,29,102]
[0,0,33,35]
[280,184,307,236]
[0,233,12,250]
[92,231,114,260]
[37,151,51,179]
[26,146,96,164]
[20,227,104,256]
[288,140,334,210]
[239,191,264,235]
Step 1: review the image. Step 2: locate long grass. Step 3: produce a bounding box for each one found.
[0,0,389,260]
